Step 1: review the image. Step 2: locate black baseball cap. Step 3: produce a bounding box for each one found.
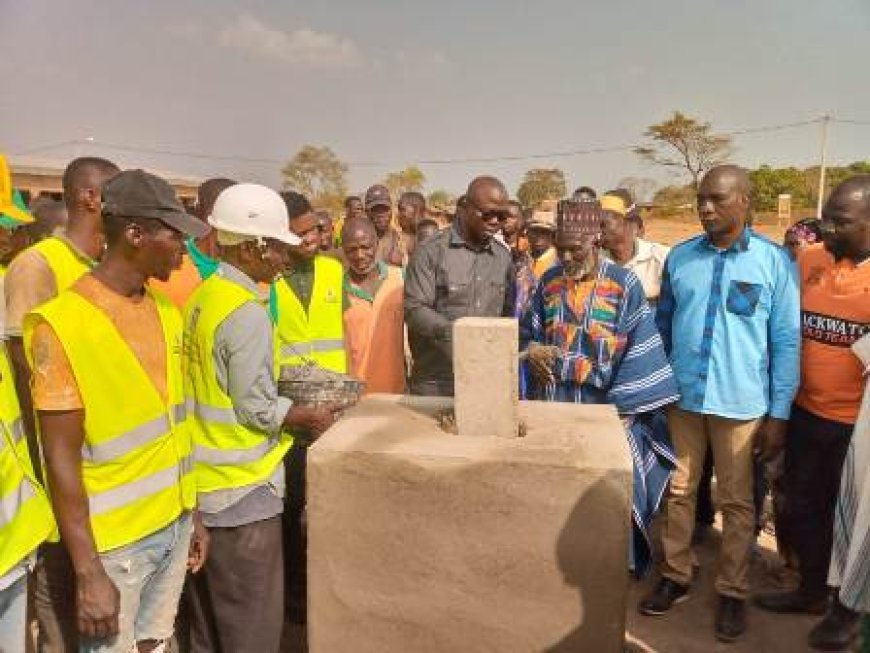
[364,184,392,210]
[102,170,210,238]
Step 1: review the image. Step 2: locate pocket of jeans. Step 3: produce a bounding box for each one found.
[726,280,762,317]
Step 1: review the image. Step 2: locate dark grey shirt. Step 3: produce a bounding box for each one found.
[404,224,513,396]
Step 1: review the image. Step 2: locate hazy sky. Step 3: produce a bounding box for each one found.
[2,0,869,198]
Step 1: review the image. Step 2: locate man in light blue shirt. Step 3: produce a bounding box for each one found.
[638,165,800,644]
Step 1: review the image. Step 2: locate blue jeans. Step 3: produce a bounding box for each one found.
[0,573,27,653]
[81,512,192,653]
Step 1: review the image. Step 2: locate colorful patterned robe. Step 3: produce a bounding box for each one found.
[519,259,680,575]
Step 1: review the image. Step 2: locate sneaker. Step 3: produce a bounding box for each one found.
[754,589,828,615]
[715,595,746,643]
[807,598,859,651]
[638,578,689,616]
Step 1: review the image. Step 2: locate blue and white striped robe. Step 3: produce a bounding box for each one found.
[520,260,680,576]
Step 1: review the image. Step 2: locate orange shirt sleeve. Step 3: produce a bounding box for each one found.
[30,319,83,411]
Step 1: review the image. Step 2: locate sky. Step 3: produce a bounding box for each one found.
[2,0,869,199]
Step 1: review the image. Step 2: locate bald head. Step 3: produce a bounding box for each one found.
[703,165,750,195]
[829,174,870,211]
[61,157,119,210]
[466,176,508,203]
[821,174,870,261]
[696,165,752,247]
[341,216,377,243]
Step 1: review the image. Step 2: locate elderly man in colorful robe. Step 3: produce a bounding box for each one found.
[519,199,680,576]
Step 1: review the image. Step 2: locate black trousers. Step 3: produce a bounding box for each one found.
[185,516,285,653]
[784,404,853,598]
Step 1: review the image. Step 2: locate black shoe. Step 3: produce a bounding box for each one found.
[638,578,689,616]
[808,598,859,651]
[754,589,828,615]
[715,596,746,643]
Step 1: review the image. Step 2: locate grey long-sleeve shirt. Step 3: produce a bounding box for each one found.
[404,224,513,396]
[198,263,293,528]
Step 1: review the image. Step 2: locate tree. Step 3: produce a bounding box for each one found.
[748,165,811,212]
[516,168,567,209]
[651,184,696,217]
[281,145,348,211]
[616,176,658,204]
[635,111,733,189]
[427,189,455,208]
[383,166,426,198]
[804,160,870,207]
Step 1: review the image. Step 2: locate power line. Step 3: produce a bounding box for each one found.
[10,115,865,169]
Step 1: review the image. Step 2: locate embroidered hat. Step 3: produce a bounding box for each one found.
[556,199,602,236]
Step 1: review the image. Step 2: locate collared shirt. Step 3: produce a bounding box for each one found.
[656,228,800,420]
[624,238,670,305]
[404,223,513,396]
[198,262,290,527]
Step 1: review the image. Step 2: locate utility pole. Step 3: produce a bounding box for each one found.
[816,114,830,218]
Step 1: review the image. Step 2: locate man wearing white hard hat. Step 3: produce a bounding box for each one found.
[182,183,340,652]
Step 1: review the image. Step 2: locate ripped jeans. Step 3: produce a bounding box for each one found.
[81,512,192,653]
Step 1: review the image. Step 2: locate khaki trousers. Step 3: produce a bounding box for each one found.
[660,407,761,598]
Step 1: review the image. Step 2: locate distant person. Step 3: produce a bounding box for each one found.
[404,176,514,396]
[315,209,341,260]
[397,191,426,259]
[783,217,823,261]
[364,184,404,266]
[756,176,870,651]
[24,198,68,244]
[150,177,235,307]
[342,218,405,394]
[639,165,800,644]
[571,186,597,202]
[501,200,525,257]
[5,156,119,651]
[599,192,670,306]
[514,205,557,319]
[345,195,364,221]
[415,218,440,244]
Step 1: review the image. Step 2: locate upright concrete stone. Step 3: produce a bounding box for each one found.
[307,395,633,653]
[453,317,518,439]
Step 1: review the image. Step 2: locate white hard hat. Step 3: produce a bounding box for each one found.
[208,183,301,246]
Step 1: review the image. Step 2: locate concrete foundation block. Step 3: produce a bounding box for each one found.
[307,395,632,653]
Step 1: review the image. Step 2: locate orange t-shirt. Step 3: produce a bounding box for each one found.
[31,275,168,411]
[149,256,202,309]
[795,245,870,423]
[343,266,405,394]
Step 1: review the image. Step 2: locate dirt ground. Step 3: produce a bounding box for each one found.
[644,216,786,248]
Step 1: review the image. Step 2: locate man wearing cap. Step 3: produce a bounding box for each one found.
[520,199,679,577]
[182,184,338,653]
[404,176,514,397]
[514,201,558,318]
[639,165,799,644]
[365,184,405,266]
[24,170,210,651]
[599,191,670,307]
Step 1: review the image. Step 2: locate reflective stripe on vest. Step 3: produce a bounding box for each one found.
[273,255,346,373]
[24,289,195,553]
[0,344,54,576]
[184,273,293,497]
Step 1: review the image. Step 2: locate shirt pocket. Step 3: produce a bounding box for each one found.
[726,280,763,317]
[436,281,471,312]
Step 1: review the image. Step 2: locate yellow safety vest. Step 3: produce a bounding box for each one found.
[28,236,93,292]
[24,288,195,553]
[273,256,346,373]
[184,274,293,498]
[0,344,54,577]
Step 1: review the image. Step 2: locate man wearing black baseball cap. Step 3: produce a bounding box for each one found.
[364,184,404,266]
[25,169,210,651]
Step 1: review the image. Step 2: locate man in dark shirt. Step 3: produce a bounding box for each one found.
[404,176,514,396]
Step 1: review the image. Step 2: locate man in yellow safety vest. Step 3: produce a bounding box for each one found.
[25,169,209,652]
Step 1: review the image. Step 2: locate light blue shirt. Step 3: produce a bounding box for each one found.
[655,228,800,420]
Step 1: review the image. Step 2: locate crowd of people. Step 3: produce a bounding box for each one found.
[0,154,867,652]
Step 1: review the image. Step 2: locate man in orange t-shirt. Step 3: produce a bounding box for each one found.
[756,176,870,647]
[342,218,405,394]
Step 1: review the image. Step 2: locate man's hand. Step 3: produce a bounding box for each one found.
[284,402,343,437]
[76,561,120,640]
[753,417,788,462]
[188,511,209,574]
[526,343,561,385]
